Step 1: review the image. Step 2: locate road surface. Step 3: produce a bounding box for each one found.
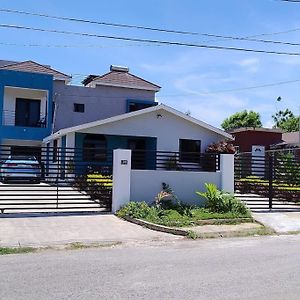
[0,235,299,299]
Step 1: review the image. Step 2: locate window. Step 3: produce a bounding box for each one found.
[179,139,201,163]
[74,103,85,113]
[83,134,107,161]
[15,98,41,127]
[127,100,157,113]
[53,139,58,162]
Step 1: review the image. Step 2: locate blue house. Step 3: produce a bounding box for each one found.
[0,60,71,157]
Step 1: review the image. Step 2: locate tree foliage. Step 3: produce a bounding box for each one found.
[221,110,262,131]
[272,109,300,132]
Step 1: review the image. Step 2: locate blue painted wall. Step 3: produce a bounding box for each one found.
[0,69,53,142]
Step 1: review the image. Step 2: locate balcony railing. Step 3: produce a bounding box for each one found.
[131,150,220,172]
[2,110,47,128]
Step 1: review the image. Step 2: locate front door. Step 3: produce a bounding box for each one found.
[128,139,146,169]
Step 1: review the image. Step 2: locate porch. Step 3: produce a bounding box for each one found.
[71,132,219,172]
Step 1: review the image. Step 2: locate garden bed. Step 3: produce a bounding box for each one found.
[116,202,252,228]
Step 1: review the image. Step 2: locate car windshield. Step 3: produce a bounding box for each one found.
[9,155,37,161]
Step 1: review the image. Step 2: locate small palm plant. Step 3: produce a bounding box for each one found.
[196,183,223,212]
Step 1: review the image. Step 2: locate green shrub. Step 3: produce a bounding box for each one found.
[196,183,249,215]
[117,201,153,219]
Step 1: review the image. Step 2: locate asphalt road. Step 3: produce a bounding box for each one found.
[0,235,299,300]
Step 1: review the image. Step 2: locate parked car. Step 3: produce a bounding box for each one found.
[0,155,41,183]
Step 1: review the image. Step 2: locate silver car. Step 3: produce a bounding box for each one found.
[0,155,41,183]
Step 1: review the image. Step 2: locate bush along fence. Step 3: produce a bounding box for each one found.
[235,149,300,210]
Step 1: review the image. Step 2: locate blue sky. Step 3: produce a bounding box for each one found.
[0,0,300,128]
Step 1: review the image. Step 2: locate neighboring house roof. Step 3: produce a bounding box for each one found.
[44,104,232,142]
[86,65,161,92]
[229,127,283,134]
[0,60,71,81]
[282,131,300,144]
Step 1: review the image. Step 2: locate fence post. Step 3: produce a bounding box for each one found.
[56,148,60,209]
[220,154,234,193]
[268,154,273,210]
[111,149,132,213]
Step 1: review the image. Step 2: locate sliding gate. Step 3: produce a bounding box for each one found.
[235,149,300,211]
[0,145,113,213]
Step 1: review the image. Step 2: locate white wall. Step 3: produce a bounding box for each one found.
[3,87,48,126]
[130,170,221,206]
[81,109,225,152]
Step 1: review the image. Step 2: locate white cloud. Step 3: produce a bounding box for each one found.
[237,57,260,73]
[141,50,300,128]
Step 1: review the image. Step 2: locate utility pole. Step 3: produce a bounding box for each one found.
[299,106,300,144]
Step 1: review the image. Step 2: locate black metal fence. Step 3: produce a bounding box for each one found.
[0,145,113,213]
[131,150,220,172]
[235,148,300,211]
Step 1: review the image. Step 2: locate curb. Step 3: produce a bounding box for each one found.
[123,216,189,236]
[122,216,255,238]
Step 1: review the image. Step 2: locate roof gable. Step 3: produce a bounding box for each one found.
[45,104,232,142]
[90,71,161,91]
[0,60,71,81]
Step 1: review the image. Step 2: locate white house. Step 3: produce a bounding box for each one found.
[43,103,232,156]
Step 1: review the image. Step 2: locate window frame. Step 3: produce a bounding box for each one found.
[126,99,157,113]
[179,139,201,163]
[15,98,41,127]
[74,103,85,113]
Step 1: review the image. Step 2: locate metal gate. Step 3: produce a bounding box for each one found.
[0,145,113,213]
[235,148,300,211]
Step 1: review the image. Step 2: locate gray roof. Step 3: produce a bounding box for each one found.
[0,60,71,80]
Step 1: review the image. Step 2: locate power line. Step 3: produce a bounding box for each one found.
[0,8,200,36]
[1,8,300,47]
[1,23,300,56]
[0,41,161,48]
[59,77,300,97]
[158,78,300,97]
[278,0,300,2]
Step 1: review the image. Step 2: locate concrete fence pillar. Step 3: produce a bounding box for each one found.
[112,149,132,213]
[220,154,234,193]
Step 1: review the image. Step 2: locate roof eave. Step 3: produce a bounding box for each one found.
[93,81,160,92]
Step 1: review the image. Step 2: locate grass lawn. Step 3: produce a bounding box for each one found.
[0,247,36,255]
[142,208,251,227]
[117,202,252,228]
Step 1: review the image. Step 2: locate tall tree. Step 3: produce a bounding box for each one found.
[272,109,300,132]
[221,110,262,131]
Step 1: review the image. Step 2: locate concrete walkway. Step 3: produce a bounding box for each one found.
[253,212,300,233]
[0,213,181,247]
[183,222,262,237]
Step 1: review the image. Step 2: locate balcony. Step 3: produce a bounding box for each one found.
[2,110,47,128]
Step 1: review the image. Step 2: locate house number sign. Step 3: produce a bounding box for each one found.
[121,160,128,165]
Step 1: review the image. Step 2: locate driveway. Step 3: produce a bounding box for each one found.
[253,212,300,233]
[0,213,180,247]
